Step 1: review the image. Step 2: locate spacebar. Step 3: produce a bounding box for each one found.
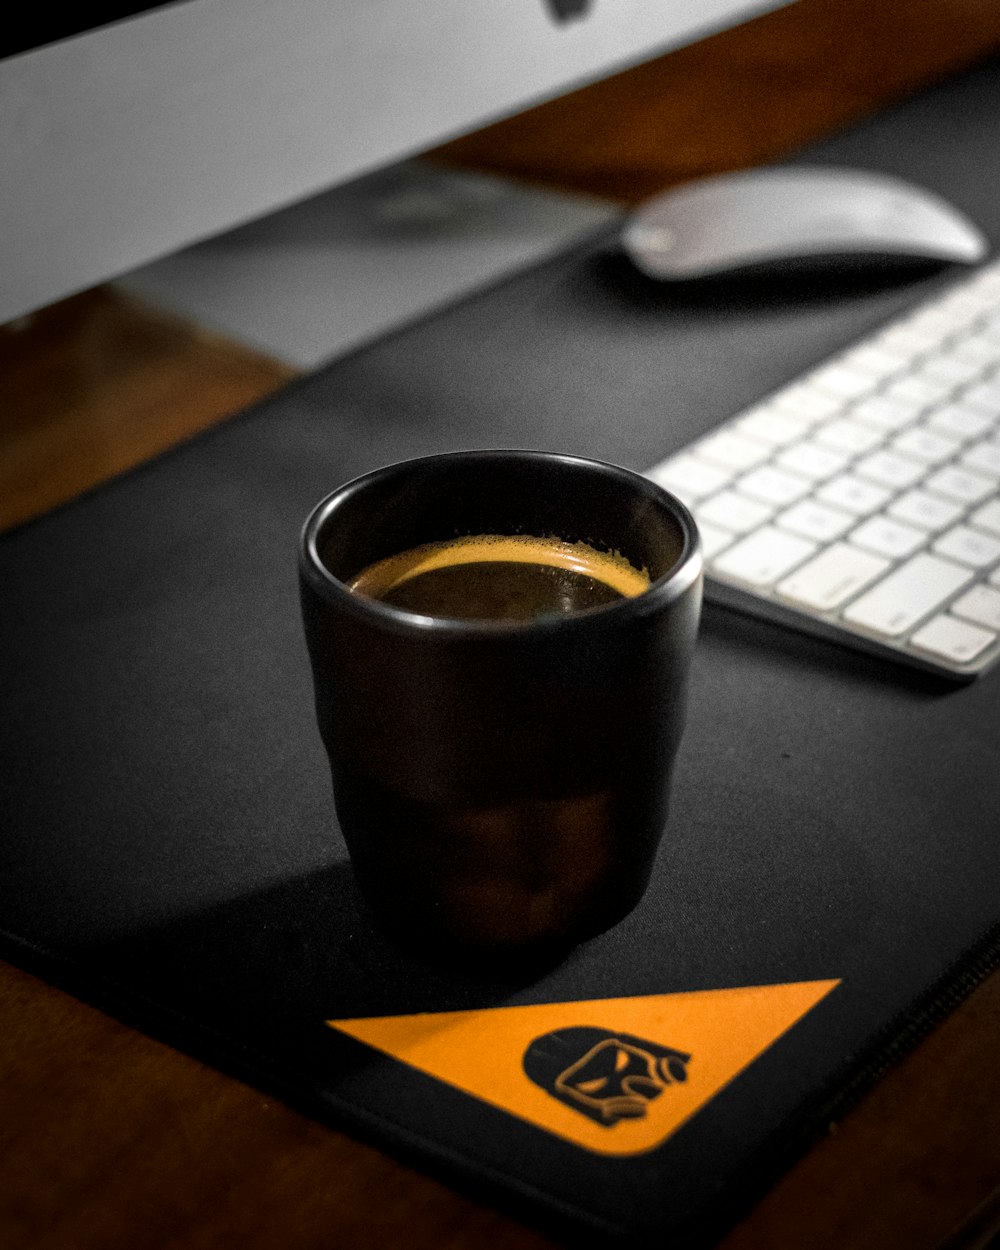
[841,553,973,637]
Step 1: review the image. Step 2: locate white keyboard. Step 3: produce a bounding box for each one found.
[647,259,1000,680]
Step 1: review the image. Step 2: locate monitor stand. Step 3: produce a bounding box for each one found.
[116,160,617,370]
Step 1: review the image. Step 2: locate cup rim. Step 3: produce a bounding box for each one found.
[299,449,702,635]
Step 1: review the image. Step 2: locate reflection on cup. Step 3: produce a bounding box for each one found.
[299,450,702,964]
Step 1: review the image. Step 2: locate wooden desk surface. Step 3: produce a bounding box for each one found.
[4,2,1000,1247]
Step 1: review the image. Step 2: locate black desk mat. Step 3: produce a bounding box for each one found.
[4,56,1000,1249]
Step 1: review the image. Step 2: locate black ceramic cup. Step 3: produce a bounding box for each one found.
[299,450,702,963]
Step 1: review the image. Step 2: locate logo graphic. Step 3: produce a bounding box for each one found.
[328,979,839,1155]
[544,0,592,23]
[524,1027,690,1126]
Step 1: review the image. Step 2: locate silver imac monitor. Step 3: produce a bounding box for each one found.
[0,0,786,324]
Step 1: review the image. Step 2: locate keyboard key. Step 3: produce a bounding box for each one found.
[844,343,907,380]
[969,499,1000,537]
[885,373,955,408]
[933,525,1000,568]
[961,377,1000,414]
[712,526,816,587]
[951,584,1000,631]
[816,417,884,455]
[737,464,812,506]
[809,363,879,401]
[777,543,888,612]
[816,473,891,516]
[697,520,737,560]
[876,322,943,359]
[910,614,995,663]
[919,352,985,386]
[888,489,964,533]
[772,385,844,422]
[647,455,731,503]
[854,449,925,491]
[924,464,996,505]
[939,284,1000,316]
[697,490,773,534]
[776,499,854,543]
[848,516,926,560]
[949,332,1000,366]
[961,440,1000,479]
[890,426,961,465]
[696,430,771,472]
[908,305,970,338]
[926,402,995,441]
[972,267,1000,297]
[842,553,972,636]
[735,408,806,446]
[777,440,849,481]
[851,394,922,432]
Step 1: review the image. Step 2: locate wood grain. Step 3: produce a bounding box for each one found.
[0,288,296,533]
[4,1,1000,1247]
[0,961,558,1250]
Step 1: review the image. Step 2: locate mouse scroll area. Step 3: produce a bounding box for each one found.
[623,166,989,281]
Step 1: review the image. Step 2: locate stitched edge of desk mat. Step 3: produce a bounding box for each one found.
[3,57,1000,1248]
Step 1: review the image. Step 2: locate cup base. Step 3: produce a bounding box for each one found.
[336,774,664,967]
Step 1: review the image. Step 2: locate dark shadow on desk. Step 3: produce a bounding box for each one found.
[80,859,570,1048]
[586,246,952,317]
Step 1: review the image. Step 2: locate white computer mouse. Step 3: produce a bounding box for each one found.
[622,165,988,280]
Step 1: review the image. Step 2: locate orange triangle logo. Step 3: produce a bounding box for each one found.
[328,978,839,1155]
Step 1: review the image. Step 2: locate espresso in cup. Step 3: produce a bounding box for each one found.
[299,451,702,963]
[349,533,650,620]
